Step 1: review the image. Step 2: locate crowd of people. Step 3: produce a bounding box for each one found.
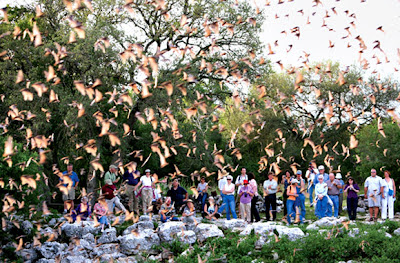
[59,163,397,229]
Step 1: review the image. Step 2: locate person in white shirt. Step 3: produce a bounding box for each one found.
[218,174,227,214]
[263,172,278,221]
[314,175,328,219]
[381,170,396,220]
[135,169,155,215]
[197,177,209,212]
[222,175,237,220]
[364,169,383,222]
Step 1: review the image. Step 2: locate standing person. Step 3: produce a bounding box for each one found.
[306,163,317,207]
[102,179,127,214]
[222,175,237,220]
[235,168,248,217]
[381,170,396,220]
[104,165,119,185]
[61,163,80,213]
[239,180,254,223]
[135,169,155,215]
[336,173,345,214]
[93,196,110,232]
[197,177,209,212]
[217,173,227,215]
[286,179,299,225]
[317,165,329,182]
[295,170,306,224]
[123,170,140,215]
[263,172,278,221]
[167,178,188,213]
[282,170,291,217]
[343,177,360,220]
[315,175,328,219]
[326,173,342,218]
[364,169,383,222]
[248,172,260,222]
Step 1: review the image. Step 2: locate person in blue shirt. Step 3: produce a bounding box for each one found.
[314,175,328,219]
[123,170,140,215]
[336,173,345,215]
[61,163,79,213]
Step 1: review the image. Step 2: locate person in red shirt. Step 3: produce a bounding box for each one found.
[102,179,127,214]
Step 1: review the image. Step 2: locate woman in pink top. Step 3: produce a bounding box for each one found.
[94,196,110,232]
[248,173,260,222]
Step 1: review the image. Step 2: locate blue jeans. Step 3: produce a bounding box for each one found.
[296,194,306,222]
[199,192,208,212]
[315,196,328,219]
[161,215,179,223]
[286,199,296,224]
[308,184,315,204]
[218,194,226,213]
[327,195,339,217]
[224,194,237,220]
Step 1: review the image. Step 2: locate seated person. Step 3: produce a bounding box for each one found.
[159,197,179,223]
[102,179,127,214]
[71,196,91,222]
[152,197,163,215]
[202,196,220,221]
[93,196,110,232]
[181,199,196,224]
[167,179,188,213]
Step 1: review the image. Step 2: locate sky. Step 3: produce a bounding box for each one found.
[1,0,400,80]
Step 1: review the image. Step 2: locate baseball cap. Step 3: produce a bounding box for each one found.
[243,180,249,184]
[336,173,342,179]
[145,169,151,173]
[318,165,324,170]
[296,170,302,175]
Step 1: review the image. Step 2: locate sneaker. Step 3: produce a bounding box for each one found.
[369,218,374,222]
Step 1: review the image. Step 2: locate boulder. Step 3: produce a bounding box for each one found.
[48,218,57,227]
[158,221,186,242]
[306,223,319,231]
[116,257,139,263]
[100,252,128,262]
[122,221,154,235]
[215,219,247,230]
[177,230,197,244]
[98,227,117,244]
[82,233,95,244]
[36,241,67,259]
[385,232,392,238]
[22,220,34,235]
[16,248,37,262]
[61,221,101,238]
[60,256,92,263]
[275,226,305,241]
[348,228,359,238]
[91,243,120,257]
[313,217,347,227]
[195,223,224,242]
[357,207,366,213]
[240,222,280,237]
[393,228,400,236]
[37,259,55,263]
[118,229,160,255]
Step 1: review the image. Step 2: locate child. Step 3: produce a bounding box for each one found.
[203,196,220,221]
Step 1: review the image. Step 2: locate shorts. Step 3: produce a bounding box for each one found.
[62,187,76,201]
[368,195,381,207]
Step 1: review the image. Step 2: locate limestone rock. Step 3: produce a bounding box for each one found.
[91,243,120,257]
[61,221,101,238]
[122,221,154,235]
[98,227,117,244]
[306,223,319,231]
[215,219,247,230]
[60,256,92,263]
[393,228,400,236]
[195,223,224,242]
[275,226,305,241]
[22,220,34,235]
[36,241,67,259]
[118,229,160,255]
[158,221,186,242]
[177,230,197,244]
[16,248,37,262]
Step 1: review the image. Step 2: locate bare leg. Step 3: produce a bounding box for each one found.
[374,207,379,219]
[369,207,373,219]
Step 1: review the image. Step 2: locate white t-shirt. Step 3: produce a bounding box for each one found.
[381,178,394,194]
[364,176,382,196]
[140,175,153,187]
[223,183,235,195]
[218,177,227,191]
[235,174,248,193]
[198,182,208,192]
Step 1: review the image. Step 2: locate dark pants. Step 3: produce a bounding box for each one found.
[198,192,208,212]
[282,192,288,216]
[251,196,261,222]
[347,197,358,220]
[339,193,343,214]
[265,194,277,221]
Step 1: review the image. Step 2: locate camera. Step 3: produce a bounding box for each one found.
[244,193,248,198]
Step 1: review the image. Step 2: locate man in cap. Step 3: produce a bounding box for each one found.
[135,169,155,215]
[238,180,254,223]
[336,173,345,214]
[326,173,342,218]
[235,168,248,218]
[316,165,329,183]
[217,172,228,214]
[105,165,119,185]
[61,163,80,213]
[364,169,383,221]
[263,171,278,221]
[102,179,127,214]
